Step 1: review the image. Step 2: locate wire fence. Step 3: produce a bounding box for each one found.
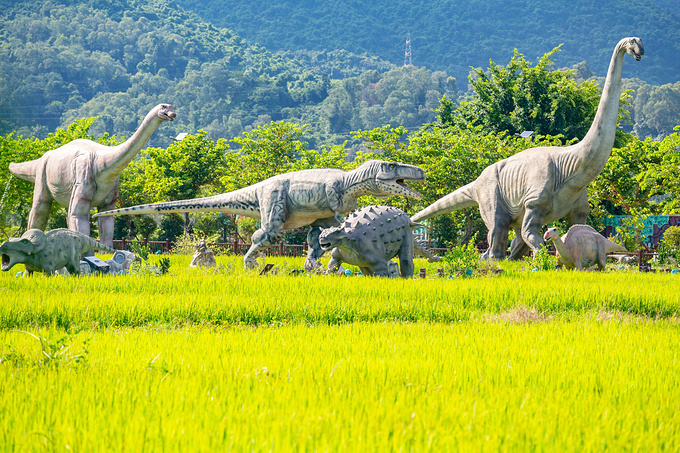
[112,239,307,257]
[112,239,662,271]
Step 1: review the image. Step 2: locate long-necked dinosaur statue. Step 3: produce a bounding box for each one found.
[411,37,644,260]
[8,104,176,248]
[94,160,425,269]
[543,225,626,270]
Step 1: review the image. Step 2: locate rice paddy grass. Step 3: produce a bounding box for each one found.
[1,255,679,451]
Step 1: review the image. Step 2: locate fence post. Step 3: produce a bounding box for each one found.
[166,238,171,254]
[279,242,284,256]
[122,237,126,250]
[233,239,238,255]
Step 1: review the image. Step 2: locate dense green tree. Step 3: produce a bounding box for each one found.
[633,82,680,140]
[222,121,310,190]
[316,66,454,135]
[452,46,601,140]
[635,129,680,213]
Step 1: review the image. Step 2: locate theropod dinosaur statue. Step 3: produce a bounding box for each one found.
[412,37,644,260]
[319,205,440,278]
[0,228,114,275]
[9,104,176,248]
[95,160,425,269]
[543,225,626,270]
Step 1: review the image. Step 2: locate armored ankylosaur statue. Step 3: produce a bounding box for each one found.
[319,205,440,278]
[95,160,425,270]
[411,37,644,260]
[8,104,176,248]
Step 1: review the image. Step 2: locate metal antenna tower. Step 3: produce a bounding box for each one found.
[404,33,412,66]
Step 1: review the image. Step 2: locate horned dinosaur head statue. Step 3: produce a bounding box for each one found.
[0,229,46,271]
[154,104,177,122]
[354,160,425,199]
[622,37,644,61]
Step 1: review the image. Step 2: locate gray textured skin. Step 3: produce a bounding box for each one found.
[544,225,626,270]
[105,250,139,274]
[412,38,644,260]
[94,160,425,269]
[190,239,216,268]
[8,104,176,248]
[319,205,440,277]
[0,228,114,275]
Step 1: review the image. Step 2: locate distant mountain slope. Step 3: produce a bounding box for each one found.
[175,0,680,85]
[0,0,449,144]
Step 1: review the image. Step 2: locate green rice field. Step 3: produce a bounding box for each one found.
[1,255,679,451]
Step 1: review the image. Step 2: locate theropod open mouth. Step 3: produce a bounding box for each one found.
[392,178,423,199]
[1,253,10,271]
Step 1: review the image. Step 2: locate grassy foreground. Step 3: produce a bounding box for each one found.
[1,256,679,451]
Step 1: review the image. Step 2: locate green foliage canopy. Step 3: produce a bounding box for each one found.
[453,46,601,140]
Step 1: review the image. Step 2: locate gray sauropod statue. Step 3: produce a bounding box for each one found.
[94,160,425,270]
[0,228,114,275]
[8,104,176,248]
[319,205,440,277]
[411,37,644,260]
[543,225,626,271]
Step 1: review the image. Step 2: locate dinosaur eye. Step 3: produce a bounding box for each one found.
[389,163,395,168]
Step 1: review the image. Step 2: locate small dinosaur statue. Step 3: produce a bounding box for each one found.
[543,225,626,270]
[8,104,176,248]
[190,239,216,268]
[319,205,440,277]
[411,37,644,260]
[94,160,425,270]
[0,228,114,275]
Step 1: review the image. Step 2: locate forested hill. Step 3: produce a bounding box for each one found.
[0,0,452,144]
[0,0,677,144]
[175,0,680,86]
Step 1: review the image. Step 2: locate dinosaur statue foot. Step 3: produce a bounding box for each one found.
[304,257,323,272]
[244,257,259,269]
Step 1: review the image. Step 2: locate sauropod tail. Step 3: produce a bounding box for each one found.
[605,239,627,253]
[411,182,477,222]
[91,240,116,254]
[414,239,441,263]
[8,160,38,183]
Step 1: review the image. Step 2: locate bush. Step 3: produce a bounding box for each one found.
[531,245,558,270]
[657,226,680,266]
[440,238,481,277]
[616,216,644,251]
